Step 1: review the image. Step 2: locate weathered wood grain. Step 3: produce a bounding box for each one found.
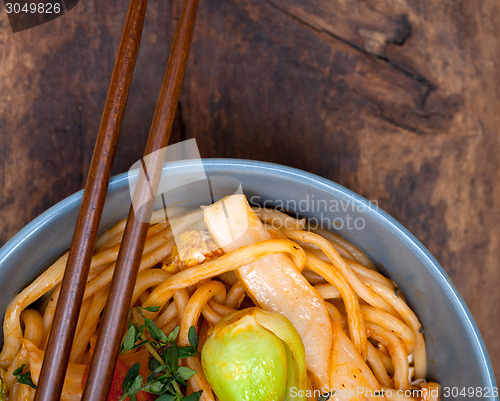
[0,0,498,377]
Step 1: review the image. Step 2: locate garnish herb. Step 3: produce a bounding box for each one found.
[317,390,335,401]
[0,374,7,400]
[188,327,199,349]
[394,285,400,297]
[13,364,37,390]
[139,306,161,313]
[118,306,201,401]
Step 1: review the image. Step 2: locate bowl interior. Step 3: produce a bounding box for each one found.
[0,159,496,399]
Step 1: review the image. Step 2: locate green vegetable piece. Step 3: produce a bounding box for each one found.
[201,308,307,401]
[188,326,199,349]
[156,394,176,401]
[255,309,307,400]
[120,308,200,401]
[177,366,196,381]
[183,391,202,401]
[13,364,37,390]
[167,326,180,343]
[122,325,138,354]
[0,372,7,401]
[317,391,334,401]
[140,306,161,313]
[121,362,142,398]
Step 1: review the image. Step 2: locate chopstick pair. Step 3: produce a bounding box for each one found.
[34,0,200,400]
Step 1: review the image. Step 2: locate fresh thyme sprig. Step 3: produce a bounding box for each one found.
[119,306,201,401]
[13,364,36,390]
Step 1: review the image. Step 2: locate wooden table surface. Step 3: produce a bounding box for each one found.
[0,0,498,378]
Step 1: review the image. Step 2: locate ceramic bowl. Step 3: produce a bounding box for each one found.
[0,159,496,399]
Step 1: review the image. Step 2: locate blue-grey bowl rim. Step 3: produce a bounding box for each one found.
[0,158,496,392]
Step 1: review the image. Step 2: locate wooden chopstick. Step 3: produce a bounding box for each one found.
[33,1,148,400]
[82,0,200,399]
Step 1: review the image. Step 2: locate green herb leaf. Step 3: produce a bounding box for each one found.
[166,342,179,372]
[317,391,334,401]
[140,306,161,313]
[120,307,199,400]
[122,363,141,394]
[144,377,170,395]
[148,355,161,373]
[167,326,180,343]
[144,318,161,342]
[188,326,199,349]
[178,345,197,359]
[138,306,161,312]
[184,391,203,401]
[148,364,168,379]
[13,364,37,390]
[145,318,169,344]
[129,376,143,395]
[122,325,138,353]
[12,365,26,376]
[177,366,196,381]
[156,394,176,401]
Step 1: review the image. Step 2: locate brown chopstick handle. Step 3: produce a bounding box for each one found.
[82,0,200,400]
[34,1,148,400]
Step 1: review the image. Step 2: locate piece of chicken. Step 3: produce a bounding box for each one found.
[203,195,332,389]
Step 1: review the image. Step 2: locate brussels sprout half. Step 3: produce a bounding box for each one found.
[201,308,307,401]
